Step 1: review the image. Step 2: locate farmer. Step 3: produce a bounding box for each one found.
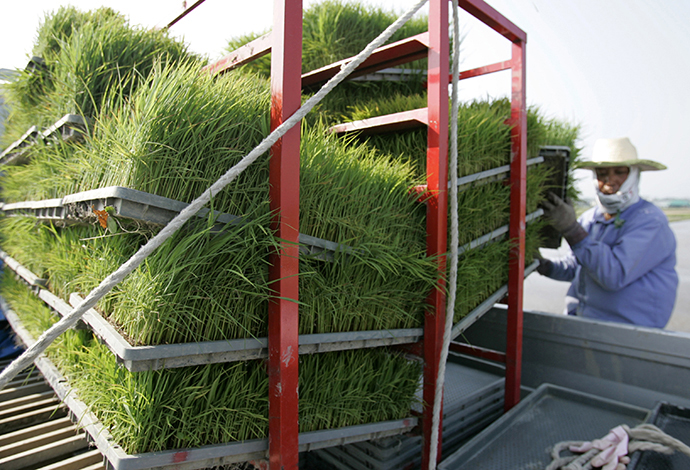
[536,137,678,328]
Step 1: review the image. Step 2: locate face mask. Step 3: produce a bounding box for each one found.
[593,166,640,214]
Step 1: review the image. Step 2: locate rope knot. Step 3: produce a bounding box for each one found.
[546,423,690,470]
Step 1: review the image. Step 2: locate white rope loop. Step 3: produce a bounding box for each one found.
[427,0,461,467]
[0,0,429,390]
[546,424,690,470]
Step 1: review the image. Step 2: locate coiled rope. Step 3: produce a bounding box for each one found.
[0,0,430,390]
[546,424,690,470]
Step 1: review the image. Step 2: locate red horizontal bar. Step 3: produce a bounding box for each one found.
[449,60,512,83]
[449,342,507,363]
[301,32,430,88]
[457,0,526,43]
[329,107,428,135]
[202,33,272,76]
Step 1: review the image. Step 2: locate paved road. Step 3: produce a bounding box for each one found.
[524,219,690,333]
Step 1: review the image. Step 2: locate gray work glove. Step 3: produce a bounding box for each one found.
[533,250,553,277]
[542,193,588,245]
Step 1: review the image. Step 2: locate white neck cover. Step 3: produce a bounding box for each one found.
[593,166,640,214]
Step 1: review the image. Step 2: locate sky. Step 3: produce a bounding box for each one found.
[1,0,689,200]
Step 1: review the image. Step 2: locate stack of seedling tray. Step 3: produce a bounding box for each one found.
[0,3,582,469]
[306,354,506,469]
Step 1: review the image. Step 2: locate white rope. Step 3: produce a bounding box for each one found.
[0,0,429,390]
[427,0,461,468]
[546,424,690,470]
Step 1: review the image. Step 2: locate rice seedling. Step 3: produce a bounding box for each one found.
[2,61,440,342]
[1,6,196,147]
[71,62,272,217]
[0,2,584,458]
[298,349,422,432]
[300,126,426,250]
[108,209,278,345]
[451,221,543,322]
[0,216,52,278]
[299,249,437,334]
[226,0,428,77]
[0,138,86,203]
[298,126,438,333]
[3,271,421,453]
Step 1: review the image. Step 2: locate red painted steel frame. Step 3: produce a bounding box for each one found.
[505,40,527,412]
[329,107,428,135]
[449,60,512,83]
[421,0,448,467]
[301,33,430,88]
[203,33,272,76]
[267,0,302,467]
[458,0,526,42]
[456,0,527,414]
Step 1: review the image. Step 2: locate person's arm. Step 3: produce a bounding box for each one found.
[571,214,675,291]
[538,193,586,282]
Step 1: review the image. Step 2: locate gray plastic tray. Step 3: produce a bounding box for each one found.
[1,297,417,470]
[310,357,505,469]
[439,383,651,470]
[457,209,543,256]
[451,156,543,191]
[1,186,349,261]
[628,402,690,469]
[0,115,89,166]
[0,250,534,371]
[0,125,40,165]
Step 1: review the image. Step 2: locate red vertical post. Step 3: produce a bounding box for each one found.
[505,39,526,411]
[421,0,449,466]
[268,0,302,467]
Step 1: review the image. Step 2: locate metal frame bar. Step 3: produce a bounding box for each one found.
[450,60,512,83]
[202,33,272,76]
[449,342,507,363]
[329,107,429,135]
[455,0,528,415]
[421,0,449,467]
[301,33,430,88]
[267,0,302,466]
[457,0,527,43]
[505,39,527,412]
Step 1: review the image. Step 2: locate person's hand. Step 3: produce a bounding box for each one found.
[542,193,577,233]
[533,249,553,276]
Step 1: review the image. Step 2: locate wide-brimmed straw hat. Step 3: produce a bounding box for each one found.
[577,137,666,171]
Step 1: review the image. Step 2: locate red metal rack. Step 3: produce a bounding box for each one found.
[200,0,526,467]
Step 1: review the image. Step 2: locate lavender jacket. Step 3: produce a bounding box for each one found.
[547,199,678,328]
